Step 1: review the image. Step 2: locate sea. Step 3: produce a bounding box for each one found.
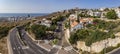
[0,13,49,17]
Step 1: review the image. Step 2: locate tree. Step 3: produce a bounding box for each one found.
[106,10,118,19]
[0,27,11,39]
[31,25,47,40]
[48,25,56,31]
[69,34,78,44]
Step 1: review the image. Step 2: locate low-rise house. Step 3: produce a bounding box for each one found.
[87,10,102,17]
[70,20,83,31]
[87,10,94,16]
[69,16,93,32]
[100,11,107,18]
[40,18,51,27]
[93,12,102,17]
[69,14,77,20]
[80,18,93,24]
[35,18,51,27]
[115,8,120,18]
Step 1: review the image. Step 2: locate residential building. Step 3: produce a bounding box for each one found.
[69,14,93,31]
[70,20,83,31]
[87,10,94,16]
[80,18,93,24]
[115,8,120,18]
[101,11,107,18]
[93,12,102,17]
[35,18,51,27]
[87,10,102,17]
[69,14,77,20]
[40,18,51,27]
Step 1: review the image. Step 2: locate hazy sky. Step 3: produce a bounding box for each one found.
[0,0,120,13]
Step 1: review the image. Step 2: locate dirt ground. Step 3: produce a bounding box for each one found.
[0,37,8,54]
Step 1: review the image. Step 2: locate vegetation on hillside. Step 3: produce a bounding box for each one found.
[106,10,118,19]
[69,19,119,46]
[0,27,9,39]
[86,19,119,30]
[0,26,14,39]
[31,24,47,40]
[69,29,115,46]
[30,24,57,40]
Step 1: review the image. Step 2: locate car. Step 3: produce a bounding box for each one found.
[18,47,20,49]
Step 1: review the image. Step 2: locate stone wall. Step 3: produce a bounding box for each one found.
[77,37,120,53]
[65,28,120,53]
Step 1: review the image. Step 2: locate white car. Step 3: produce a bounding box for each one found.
[18,47,20,49]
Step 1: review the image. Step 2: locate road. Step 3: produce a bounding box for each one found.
[8,28,49,54]
[55,21,78,54]
[20,29,48,54]
[9,28,25,54]
[56,21,64,46]
[111,49,120,54]
[8,19,78,54]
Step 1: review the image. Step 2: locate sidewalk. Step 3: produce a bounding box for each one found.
[64,29,79,54]
[26,31,54,52]
[7,28,15,54]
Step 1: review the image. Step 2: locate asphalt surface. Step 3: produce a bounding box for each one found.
[9,28,49,54]
[111,48,120,54]
[56,21,64,46]
[20,29,48,54]
[9,28,25,54]
[8,20,78,54]
[56,21,78,54]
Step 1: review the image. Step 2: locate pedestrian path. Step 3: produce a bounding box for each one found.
[64,46,73,51]
[53,45,62,49]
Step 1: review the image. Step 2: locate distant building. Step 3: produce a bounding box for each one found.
[101,11,107,18]
[39,18,51,27]
[93,12,101,17]
[115,8,120,18]
[87,10,94,16]
[87,10,102,17]
[69,14,77,20]
[80,18,93,24]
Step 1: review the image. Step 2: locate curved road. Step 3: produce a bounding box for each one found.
[8,28,49,54]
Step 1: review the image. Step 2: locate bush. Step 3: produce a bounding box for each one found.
[0,27,12,39]
[69,34,78,44]
[52,39,58,45]
[106,10,118,19]
[31,24,47,40]
[87,19,119,30]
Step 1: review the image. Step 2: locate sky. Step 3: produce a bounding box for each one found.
[0,0,120,13]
